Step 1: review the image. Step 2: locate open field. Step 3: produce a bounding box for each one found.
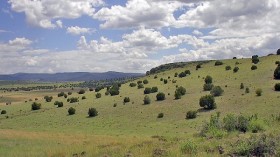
[1,55,280,156]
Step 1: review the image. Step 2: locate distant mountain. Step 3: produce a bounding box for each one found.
[0,71,144,82]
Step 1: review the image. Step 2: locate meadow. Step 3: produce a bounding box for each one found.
[0,55,280,156]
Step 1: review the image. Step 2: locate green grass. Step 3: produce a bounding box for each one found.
[0,55,280,156]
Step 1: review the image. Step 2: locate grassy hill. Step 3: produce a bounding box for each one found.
[0,55,280,156]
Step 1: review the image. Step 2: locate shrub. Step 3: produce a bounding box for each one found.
[143,79,149,84]
[137,80,142,84]
[174,90,182,99]
[78,89,85,94]
[105,91,109,95]
[156,92,165,101]
[82,96,86,100]
[113,103,117,107]
[199,95,216,110]
[54,101,63,107]
[174,72,178,77]
[109,84,120,96]
[252,55,259,64]
[223,114,237,132]
[44,96,53,102]
[88,108,98,117]
[154,75,158,79]
[274,83,280,91]
[68,107,76,115]
[181,140,198,155]
[178,72,186,78]
[123,97,130,103]
[163,79,168,84]
[196,64,202,70]
[89,88,94,91]
[237,115,249,132]
[215,61,223,66]
[31,102,41,110]
[69,97,79,103]
[204,75,212,84]
[186,111,197,119]
[251,65,257,70]
[176,86,186,95]
[151,87,158,93]
[249,119,265,133]
[233,67,239,73]
[64,94,68,98]
[203,83,214,91]
[143,95,151,105]
[1,110,7,114]
[277,49,280,55]
[255,88,262,96]
[160,78,163,81]
[274,66,280,79]
[185,70,191,75]
[233,57,237,59]
[275,61,280,65]
[68,92,72,95]
[95,86,104,92]
[57,92,65,97]
[225,65,231,70]
[129,83,137,87]
[240,83,244,89]
[245,87,250,93]
[210,86,224,97]
[138,83,144,89]
[157,113,164,118]
[144,87,151,94]
[96,93,101,98]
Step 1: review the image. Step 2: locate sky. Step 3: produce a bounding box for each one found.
[0,0,279,74]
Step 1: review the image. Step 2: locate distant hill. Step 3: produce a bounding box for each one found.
[0,71,144,82]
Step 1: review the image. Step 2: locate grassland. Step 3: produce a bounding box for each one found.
[0,55,280,156]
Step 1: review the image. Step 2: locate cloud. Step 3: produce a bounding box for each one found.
[56,20,63,28]
[67,26,95,35]
[192,30,203,36]
[8,0,104,28]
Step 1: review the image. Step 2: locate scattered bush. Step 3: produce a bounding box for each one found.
[95,86,104,92]
[68,107,76,115]
[57,92,65,97]
[185,70,191,75]
[223,114,237,132]
[160,78,163,81]
[68,97,79,103]
[88,108,98,117]
[105,91,109,95]
[245,87,250,93]
[31,102,41,110]
[143,79,149,84]
[96,93,101,98]
[196,64,202,70]
[1,110,7,114]
[275,61,280,65]
[274,83,280,91]
[199,95,216,110]
[251,65,257,70]
[277,49,280,55]
[181,140,198,155]
[174,86,186,99]
[186,111,197,119]
[210,86,224,97]
[151,87,158,93]
[54,101,63,107]
[204,75,213,84]
[240,83,244,89]
[82,96,86,100]
[144,87,152,94]
[78,89,85,94]
[174,72,178,77]
[274,65,280,79]
[113,103,117,107]
[233,67,239,73]
[123,97,130,103]
[109,84,120,96]
[44,96,53,102]
[203,83,214,91]
[156,92,165,101]
[174,90,182,99]
[157,113,164,118]
[143,95,151,105]
[154,75,158,79]
[255,88,262,96]
[178,72,186,78]
[215,61,223,66]
[89,88,94,91]
[64,94,68,98]
[233,57,237,59]
[129,83,137,87]
[138,83,144,89]
[137,80,142,84]
[252,55,259,64]
[237,115,249,132]
[68,92,72,95]
[225,65,231,70]
[163,79,168,84]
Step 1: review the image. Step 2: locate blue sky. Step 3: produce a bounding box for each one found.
[0,0,279,74]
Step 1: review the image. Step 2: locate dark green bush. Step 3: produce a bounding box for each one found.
[68,92,72,95]
[109,84,120,96]
[68,107,76,115]
[274,83,280,91]
[88,108,98,117]
[199,95,216,110]
[275,61,280,64]
[113,103,117,107]
[210,86,224,97]
[31,102,41,110]
[237,115,249,132]
[245,87,250,93]
[144,87,151,94]
[157,113,164,118]
[225,65,231,70]
[203,83,214,91]
[57,92,65,97]
[163,79,168,84]
[143,95,151,105]
[64,94,67,98]
[233,57,237,59]
[82,96,86,100]
[175,86,186,99]
[54,101,63,107]
[251,65,257,70]
[179,72,186,78]
[223,114,237,132]
[156,92,165,101]
[185,70,191,75]
[215,61,223,66]
[160,78,163,81]
[274,65,280,79]
[174,72,178,77]
[78,89,85,94]
[255,88,262,96]
[95,86,104,92]
[105,91,109,95]
[96,93,101,98]
[154,75,158,79]
[89,88,94,91]
[1,110,7,114]
[69,97,79,103]
[240,83,244,89]
[137,80,142,84]
[277,49,280,55]
[138,83,144,89]
[252,55,259,64]
[123,97,130,103]
[204,75,212,84]
[233,67,239,73]
[143,79,149,84]
[129,83,137,87]
[186,111,197,119]
[44,96,53,102]
[196,64,201,70]
[151,87,158,93]
[174,90,182,99]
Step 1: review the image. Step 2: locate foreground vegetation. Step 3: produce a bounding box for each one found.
[1,54,280,156]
